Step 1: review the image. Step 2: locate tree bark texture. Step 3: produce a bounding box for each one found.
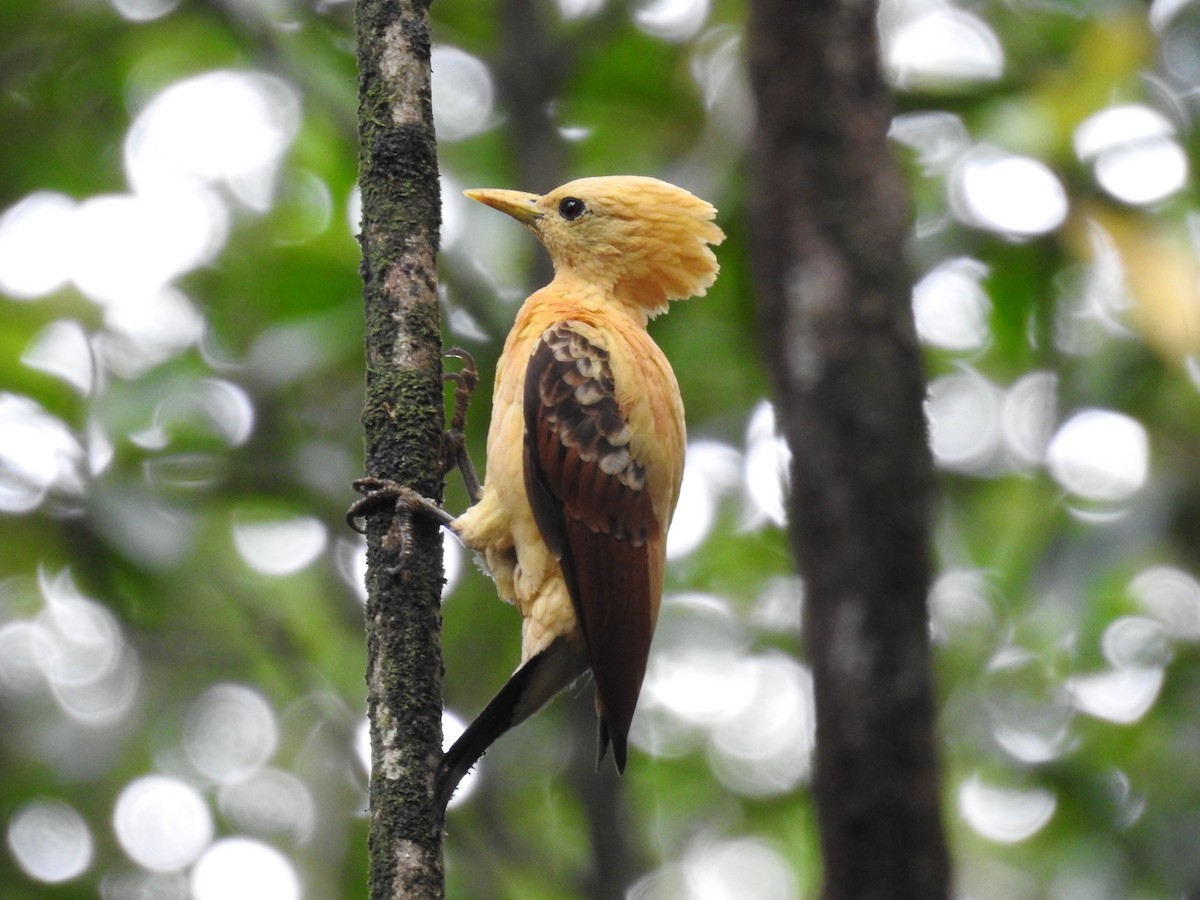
[355,0,445,896]
[747,2,951,898]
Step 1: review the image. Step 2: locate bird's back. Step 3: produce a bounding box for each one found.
[455,285,684,762]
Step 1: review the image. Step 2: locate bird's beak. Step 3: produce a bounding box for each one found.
[463,189,543,226]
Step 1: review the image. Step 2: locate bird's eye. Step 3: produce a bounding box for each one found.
[558,197,586,221]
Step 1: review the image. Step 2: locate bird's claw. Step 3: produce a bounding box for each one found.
[347,477,417,533]
[442,347,479,435]
[444,346,477,369]
[347,478,452,573]
[442,348,483,503]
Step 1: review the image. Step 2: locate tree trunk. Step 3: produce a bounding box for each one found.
[747,1,951,898]
[355,0,445,896]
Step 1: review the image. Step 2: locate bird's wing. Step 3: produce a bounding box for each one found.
[523,321,661,771]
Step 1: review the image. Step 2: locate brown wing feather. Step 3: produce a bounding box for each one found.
[523,322,660,769]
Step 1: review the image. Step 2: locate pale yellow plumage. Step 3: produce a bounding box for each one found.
[439,175,723,804]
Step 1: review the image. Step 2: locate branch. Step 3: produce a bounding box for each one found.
[747,1,951,898]
[355,0,445,896]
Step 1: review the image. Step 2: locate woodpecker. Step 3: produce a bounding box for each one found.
[353,176,723,811]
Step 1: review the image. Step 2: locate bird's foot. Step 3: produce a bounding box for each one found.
[443,347,479,433]
[442,348,483,503]
[347,477,454,574]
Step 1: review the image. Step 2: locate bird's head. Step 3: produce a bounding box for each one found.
[464,175,725,318]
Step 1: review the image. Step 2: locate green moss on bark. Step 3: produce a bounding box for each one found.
[355,0,446,895]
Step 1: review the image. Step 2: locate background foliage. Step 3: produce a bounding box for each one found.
[3,0,1200,897]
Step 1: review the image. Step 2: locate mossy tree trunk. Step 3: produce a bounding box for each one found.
[748,1,952,897]
[355,0,445,896]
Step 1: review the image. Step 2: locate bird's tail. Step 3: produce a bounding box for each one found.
[435,637,588,814]
[595,701,627,773]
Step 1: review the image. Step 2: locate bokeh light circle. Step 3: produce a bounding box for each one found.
[184,683,278,782]
[7,799,93,883]
[190,837,300,900]
[113,775,213,872]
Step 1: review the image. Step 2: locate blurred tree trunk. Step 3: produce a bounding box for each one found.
[747,2,951,898]
[355,0,445,897]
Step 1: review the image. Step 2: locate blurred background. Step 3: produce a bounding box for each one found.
[3,0,1200,897]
